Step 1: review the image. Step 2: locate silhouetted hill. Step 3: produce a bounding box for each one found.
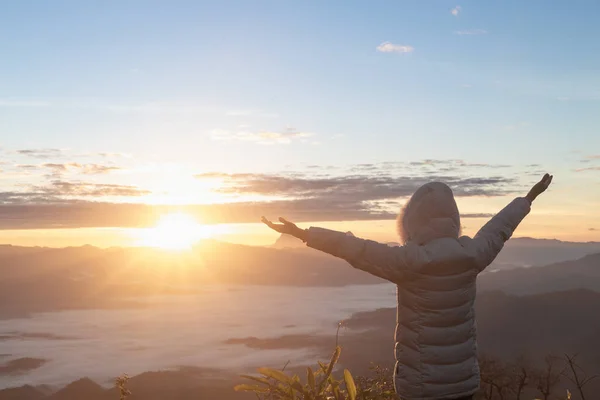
[0,369,253,400]
[491,237,600,269]
[0,241,384,318]
[272,233,305,249]
[47,378,107,400]
[0,385,44,400]
[478,252,600,295]
[1,237,599,318]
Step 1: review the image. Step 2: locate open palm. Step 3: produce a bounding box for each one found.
[261,216,307,241]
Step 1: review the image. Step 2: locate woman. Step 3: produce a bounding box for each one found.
[262,173,553,400]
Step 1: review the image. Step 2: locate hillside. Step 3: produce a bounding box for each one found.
[1,237,599,319]
[478,252,600,295]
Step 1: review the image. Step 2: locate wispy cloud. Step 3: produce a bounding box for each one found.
[451,5,461,16]
[35,181,149,198]
[98,152,133,159]
[454,29,487,35]
[42,163,121,176]
[17,148,64,159]
[376,42,414,54]
[0,181,149,206]
[576,155,600,170]
[574,166,600,172]
[196,171,516,200]
[211,127,313,144]
[0,158,528,228]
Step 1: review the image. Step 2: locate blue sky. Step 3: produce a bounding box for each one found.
[0,1,599,245]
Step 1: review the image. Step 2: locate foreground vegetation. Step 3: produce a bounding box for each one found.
[230,346,596,400]
[113,346,597,400]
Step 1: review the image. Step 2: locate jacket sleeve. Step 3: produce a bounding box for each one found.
[471,197,531,271]
[305,227,410,283]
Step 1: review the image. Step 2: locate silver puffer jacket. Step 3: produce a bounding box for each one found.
[305,182,531,400]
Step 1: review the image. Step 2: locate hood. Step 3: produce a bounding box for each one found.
[397,182,461,245]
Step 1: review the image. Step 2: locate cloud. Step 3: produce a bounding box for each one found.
[14,162,122,178]
[36,181,148,197]
[454,29,487,35]
[192,166,517,225]
[211,128,313,144]
[16,164,40,171]
[197,172,516,200]
[376,42,414,54]
[17,148,63,159]
[574,166,600,172]
[0,198,499,230]
[0,181,150,205]
[98,152,132,159]
[0,159,522,229]
[451,5,461,16]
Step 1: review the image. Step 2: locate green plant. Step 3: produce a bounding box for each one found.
[235,346,366,400]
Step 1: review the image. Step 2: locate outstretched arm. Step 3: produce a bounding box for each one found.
[471,173,553,271]
[261,217,410,283]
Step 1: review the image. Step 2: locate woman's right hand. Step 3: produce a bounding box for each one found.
[261,216,308,242]
[526,173,553,203]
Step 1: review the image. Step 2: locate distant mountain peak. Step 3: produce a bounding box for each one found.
[272,233,305,249]
[48,377,105,399]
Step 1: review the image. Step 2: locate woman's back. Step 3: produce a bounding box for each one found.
[393,237,481,399]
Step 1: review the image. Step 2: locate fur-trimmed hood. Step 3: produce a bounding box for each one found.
[397,182,461,245]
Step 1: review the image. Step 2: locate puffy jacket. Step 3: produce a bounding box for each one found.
[305,182,531,400]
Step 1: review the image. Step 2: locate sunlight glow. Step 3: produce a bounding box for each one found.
[135,213,224,250]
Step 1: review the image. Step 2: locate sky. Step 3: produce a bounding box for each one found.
[1,0,599,247]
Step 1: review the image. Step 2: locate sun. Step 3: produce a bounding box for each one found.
[135,213,216,250]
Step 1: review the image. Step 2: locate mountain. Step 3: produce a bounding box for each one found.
[478,252,600,295]
[0,369,253,400]
[272,233,305,249]
[0,241,385,319]
[46,378,107,400]
[0,385,45,400]
[1,236,599,319]
[489,237,600,270]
